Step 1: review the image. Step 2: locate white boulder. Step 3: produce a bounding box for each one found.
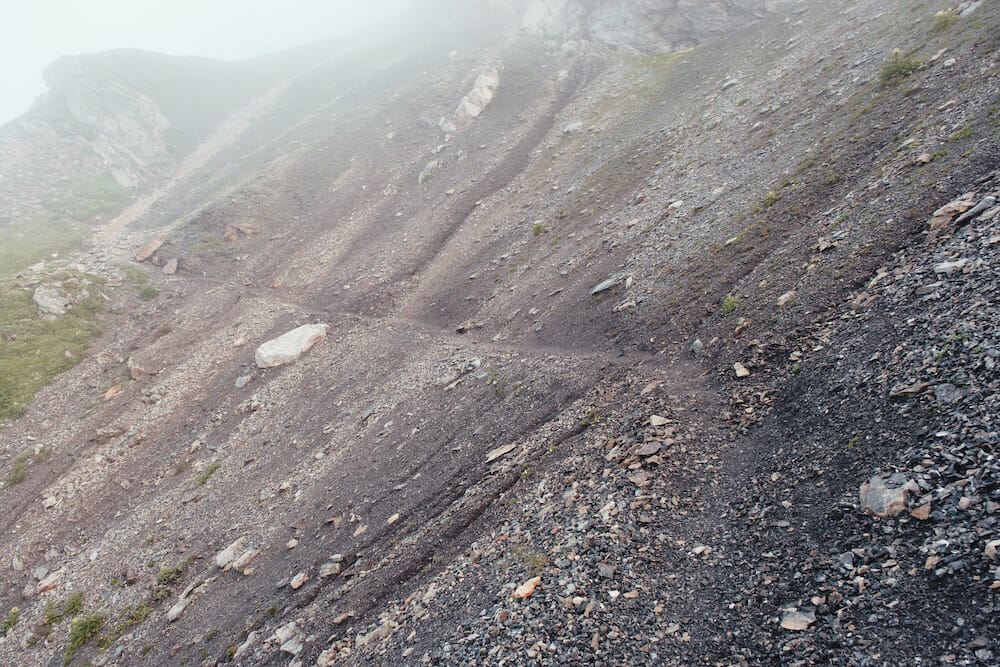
[255,323,330,368]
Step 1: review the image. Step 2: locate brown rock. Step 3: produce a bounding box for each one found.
[780,610,815,631]
[135,235,166,262]
[889,381,930,400]
[162,258,178,275]
[514,576,541,599]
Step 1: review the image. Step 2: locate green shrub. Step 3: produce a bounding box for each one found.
[65,613,105,664]
[138,285,159,301]
[196,463,220,485]
[721,294,740,316]
[881,49,921,85]
[118,263,148,286]
[932,9,957,32]
[0,607,18,636]
[531,222,547,236]
[65,593,84,616]
[761,190,781,209]
[949,125,973,141]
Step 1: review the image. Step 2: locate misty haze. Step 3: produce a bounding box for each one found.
[1,1,999,665]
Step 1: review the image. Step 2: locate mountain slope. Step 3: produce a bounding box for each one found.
[1,1,999,665]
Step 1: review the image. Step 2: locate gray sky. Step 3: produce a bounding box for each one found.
[1,0,411,125]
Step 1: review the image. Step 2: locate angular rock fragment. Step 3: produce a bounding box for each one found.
[780,610,815,631]
[860,476,910,517]
[135,235,166,262]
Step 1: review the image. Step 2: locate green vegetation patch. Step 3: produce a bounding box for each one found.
[880,50,922,85]
[196,463,220,485]
[64,612,105,664]
[0,273,104,422]
[721,294,741,316]
[1,607,19,636]
[949,125,973,142]
[43,172,132,222]
[0,217,82,279]
[932,9,957,33]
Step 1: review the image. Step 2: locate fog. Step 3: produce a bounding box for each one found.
[1,0,414,125]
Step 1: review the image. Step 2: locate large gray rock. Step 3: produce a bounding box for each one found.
[255,324,330,368]
[33,287,70,315]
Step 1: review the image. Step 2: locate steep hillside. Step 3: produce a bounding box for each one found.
[1,1,999,665]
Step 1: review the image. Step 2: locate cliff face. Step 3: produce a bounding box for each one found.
[39,57,173,188]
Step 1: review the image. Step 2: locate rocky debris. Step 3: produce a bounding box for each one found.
[161,257,178,275]
[223,222,259,241]
[733,362,750,378]
[32,286,70,315]
[127,356,158,380]
[275,621,305,656]
[254,323,330,368]
[134,234,166,262]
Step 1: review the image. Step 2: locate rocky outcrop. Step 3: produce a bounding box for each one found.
[455,64,503,124]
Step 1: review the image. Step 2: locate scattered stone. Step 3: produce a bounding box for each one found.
[590,278,617,295]
[36,569,62,593]
[777,290,796,307]
[860,475,910,517]
[320,562,342,578]
[333,611,355,625]
[889,381,930,400]
[514,576,541,599]
[215,537,247,569]
[162,257,178,275]
[255,323,330,368]
[486,443,517,463]
[649,415,668,427]
[734,362,751,378]
[780,610,816,631]
[290,572,309,589]
[104,384,123,401]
